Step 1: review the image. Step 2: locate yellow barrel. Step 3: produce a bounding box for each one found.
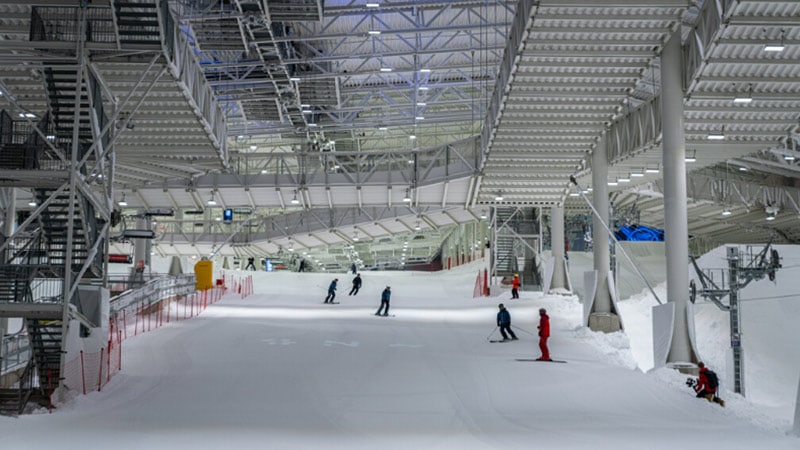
[194,260,213,291]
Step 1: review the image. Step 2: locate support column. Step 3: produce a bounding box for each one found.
[661,29,696,364]
[133,216,148,270]
[549,205,568,291]
[590,135,612,321]
[1,188,13,336]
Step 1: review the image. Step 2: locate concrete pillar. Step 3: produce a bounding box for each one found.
[3,188,14,237]
[1,189,14,335]
[133,216,148,270]
[661,30,696,364]
[549,205,568,291]
[168,255,183,275]
[590,135,612,317]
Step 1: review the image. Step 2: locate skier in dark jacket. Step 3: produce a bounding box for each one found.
[324,278,338,303]
[349,274,362,295]
[375,286,391,316]
[694,362,725,407]
[536,308,551,361]
[496,304,518,341]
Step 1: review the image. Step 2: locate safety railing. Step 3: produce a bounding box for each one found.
[30,6,116,43]
[109,273,196,313]
[165,17,228,162]
[0,332,30,376]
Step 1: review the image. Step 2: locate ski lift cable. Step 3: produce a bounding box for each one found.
[569,176,663,305]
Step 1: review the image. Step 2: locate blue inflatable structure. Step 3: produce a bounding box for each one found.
[615,224,664,242]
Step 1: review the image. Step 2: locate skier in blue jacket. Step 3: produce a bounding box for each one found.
[324,278,338,303]
[496,304,518,341]
[375,286,391,316]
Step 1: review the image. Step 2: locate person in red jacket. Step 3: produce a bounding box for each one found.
[694,362,725,407]
[536,308,551,361]
[511,274,520,299]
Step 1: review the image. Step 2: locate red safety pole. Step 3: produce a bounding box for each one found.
[80,350,86,395]
[97,348,104,392]
[134,305,139,336]
[107,345,111,383]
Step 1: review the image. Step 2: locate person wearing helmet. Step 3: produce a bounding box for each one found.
[496,304,518,341]
[536,307,551,361]
[511,274,520,299]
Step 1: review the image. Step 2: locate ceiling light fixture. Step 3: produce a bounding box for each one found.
[207,192,217,206]
[645,166,660,174]
[118,193,128,207]
[480,210,487,219]
[721,209,732,216]
[733,83,753,104]
[494,192,504,202]
[368,30,381,35]
[685,150,697,163]
[28,200,37,207]
[707,126,726,140]
[414,220,421,231]
[290,190,301,205]
[366,2,380,7]
[402,188,412,202]
[763,28,786,52]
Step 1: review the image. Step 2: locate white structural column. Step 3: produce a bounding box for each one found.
[1,188,14,335]
[590,136,613,321]
[549,205,568,291]
[661,30,696,364]
[133,216,149,269]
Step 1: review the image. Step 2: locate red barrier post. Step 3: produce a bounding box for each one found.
[97,348,104,392]
[80,350,86,395]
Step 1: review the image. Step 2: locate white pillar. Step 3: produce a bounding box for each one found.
[549,205,567,291]
[661,29,696,364]
[591,136,611,314]
[133,216,148,269]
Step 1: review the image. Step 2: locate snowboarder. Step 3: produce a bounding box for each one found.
[496,304,518,341]
[245,256,256,271]
[349,273,362,295]
[324,278,338,303]
[693,362,725,407]
[375,286,391,316]
[536,307,551,361]
[511,274,520,299]
[298,259,306,272]
[350,263,357,274]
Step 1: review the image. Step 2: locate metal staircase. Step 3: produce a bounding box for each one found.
[492,207,542,288]
[114,0,161,47]
[34,189,102,277]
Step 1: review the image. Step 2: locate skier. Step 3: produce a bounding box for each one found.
[350,263,357,274]
[349,273,362,295]
[245,256,256,271]
[496,304,518,341]
[536,307,551,361]
[324,278,338,303]
[375,286,391,316]
[298,259,306,272]
[511,274,520,299]
[693,362,725,407]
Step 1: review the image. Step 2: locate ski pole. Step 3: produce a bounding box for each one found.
[511,325,536,336]
[486,326,498,340]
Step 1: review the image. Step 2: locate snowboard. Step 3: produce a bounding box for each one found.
[515,358,567,363]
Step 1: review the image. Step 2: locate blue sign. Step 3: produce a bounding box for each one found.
[223,208,233,223]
